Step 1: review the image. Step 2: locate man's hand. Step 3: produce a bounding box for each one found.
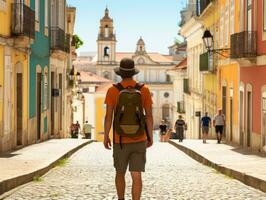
[146,139,153,148]
[104,136,112,150]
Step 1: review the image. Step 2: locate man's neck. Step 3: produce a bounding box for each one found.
[122,78,134,81]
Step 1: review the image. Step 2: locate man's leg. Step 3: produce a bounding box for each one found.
[115,172,126,200]
[130,171,142,200]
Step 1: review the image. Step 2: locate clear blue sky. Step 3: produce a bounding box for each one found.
[67,0,185,54]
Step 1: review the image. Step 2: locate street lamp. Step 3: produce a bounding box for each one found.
[202,29,230,57]
[202,29,214,52]
[69,67,75,80]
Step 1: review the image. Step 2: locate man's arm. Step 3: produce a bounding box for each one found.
[145,105,153,147]
[104,104,114,149]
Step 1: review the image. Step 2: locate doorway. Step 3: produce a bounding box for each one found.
[240,90,244,146]
[59,74,63,131]
[230,97,233,141]
[36,72,42,141]
[51,72,55,135]
[247,91,252,147]
[247,0,252,31]
[262,94,266,147]
[16,73,23,146]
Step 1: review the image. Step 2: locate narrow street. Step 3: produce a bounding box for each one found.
[2,142,266,200]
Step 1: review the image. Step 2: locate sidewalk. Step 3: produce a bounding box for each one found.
[169,139,266,193]
[0,139,93,195]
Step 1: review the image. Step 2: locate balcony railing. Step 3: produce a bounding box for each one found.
[50,27,66,52]
[231,31,257,58]
[11,3,35,39]
[177,101,185,113]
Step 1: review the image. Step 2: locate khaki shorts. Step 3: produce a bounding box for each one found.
[113,141,146,173]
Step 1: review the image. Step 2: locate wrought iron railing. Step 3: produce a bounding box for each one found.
[50,27,66,52]
[11,3,35,39]
[231,31,257,58]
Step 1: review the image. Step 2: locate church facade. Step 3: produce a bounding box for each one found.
[96,9,176,127]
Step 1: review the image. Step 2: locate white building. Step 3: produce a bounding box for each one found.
[96,8,176,127]
[180,17,204,139]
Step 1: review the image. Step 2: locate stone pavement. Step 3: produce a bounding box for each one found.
[169,139,266,193]
[1,142,265,200]
[0,139,92,195]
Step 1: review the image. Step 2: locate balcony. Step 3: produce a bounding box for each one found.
[231,31,257,59]
[177,101,185,113]
[11,3,35,47]
[183,78,190,94]
[65,34,71,53]
[50,27,66,52]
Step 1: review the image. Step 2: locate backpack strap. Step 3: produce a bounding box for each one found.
[113,83,124,92]
[134,83,144,91]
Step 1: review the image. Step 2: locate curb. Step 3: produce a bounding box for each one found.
[0,140,94,196]
[169,140,266,193]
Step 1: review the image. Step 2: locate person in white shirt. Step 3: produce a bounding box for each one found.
[213,109,226,144]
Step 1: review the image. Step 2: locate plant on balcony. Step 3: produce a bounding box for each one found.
[72,34,84,49]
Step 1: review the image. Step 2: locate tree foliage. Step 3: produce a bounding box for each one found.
[72,34,84,49]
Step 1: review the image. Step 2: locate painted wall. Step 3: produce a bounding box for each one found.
[0,46,3,138]
[240,66,266,134]
[95,97,105,142]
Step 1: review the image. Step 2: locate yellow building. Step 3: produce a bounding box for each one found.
[198,1,220,139]
[0,0,33,152]
[217,0,241,144]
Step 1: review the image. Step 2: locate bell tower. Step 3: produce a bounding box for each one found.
[97,8,116,64]
[136,37,146,54]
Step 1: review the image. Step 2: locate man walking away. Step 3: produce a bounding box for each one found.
[213,109,226,144]
[104,58,153,200]
[83,121,93,139]
[175,115,186,142]
[201,112,211,143]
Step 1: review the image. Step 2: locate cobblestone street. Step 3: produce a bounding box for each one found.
[2,142,266,200]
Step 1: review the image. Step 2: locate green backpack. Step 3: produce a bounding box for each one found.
[113,83,146,142]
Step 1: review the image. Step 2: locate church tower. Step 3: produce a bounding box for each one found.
[136,37,146,55]
[97,8,116,64]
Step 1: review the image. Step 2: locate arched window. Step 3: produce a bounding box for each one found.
[104,25,109,37]
[104,47,109,57]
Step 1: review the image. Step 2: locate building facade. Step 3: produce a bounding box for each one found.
[0,0,34,152]
[96,9,175,127]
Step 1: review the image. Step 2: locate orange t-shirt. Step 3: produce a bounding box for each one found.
[105,79,153,143]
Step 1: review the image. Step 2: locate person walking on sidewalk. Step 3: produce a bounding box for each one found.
[175,115,186,142]
[159,120,167,142]
[103,58,153,200]
[213,109,226,144]
[201,112,212,143]
[83,121,93,139]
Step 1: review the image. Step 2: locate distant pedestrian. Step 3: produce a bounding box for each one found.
[201,112,212,143]
[213,109,226,144]
[75,121,80,138]
[159,120,168,142]
[83,121,93,139]
[175,115,186,142]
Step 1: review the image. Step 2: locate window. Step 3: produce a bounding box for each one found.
[225,2,229,46]
[105,25,109,37]
[44,73,48,110]
[35,0,39,22]
[58,0,65,30]
[247,0,252,31]
[104,47,110,57]
[220,9,224,47]
[0,0,7,11]
[45,0,48,27]
[164,92,169,98]
[264,0,266,31]
[230,0,235,34]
